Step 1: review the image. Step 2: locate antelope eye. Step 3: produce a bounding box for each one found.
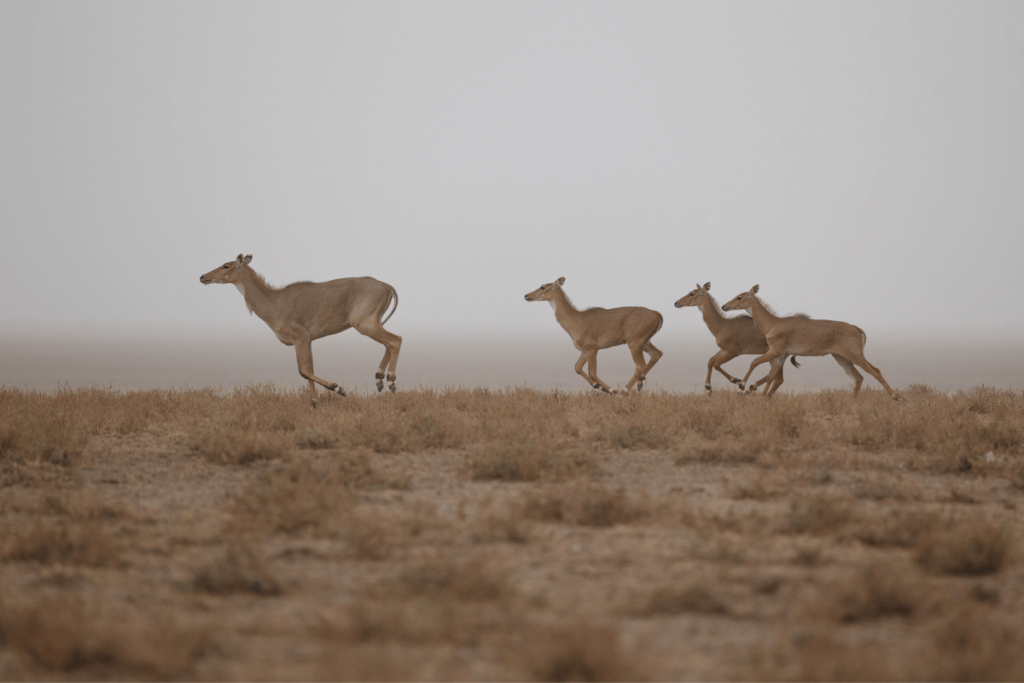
[540,286,546,290]
[223,265,229,269]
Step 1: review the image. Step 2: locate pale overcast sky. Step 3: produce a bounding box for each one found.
[2,1,1023,343]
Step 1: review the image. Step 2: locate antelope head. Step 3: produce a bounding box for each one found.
[524,277,566,302]
[675,282,711,309]
[200,254,253,285]
[721,284,759,312]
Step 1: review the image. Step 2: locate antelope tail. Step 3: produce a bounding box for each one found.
[790,356,801,368]
[380,285,399,325]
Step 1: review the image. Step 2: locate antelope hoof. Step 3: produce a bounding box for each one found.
[636,382,644,392]
[731,378,742,386]
[388,383,397,394]
[705,384,712,396]
[309,397,317,409]
[593,383,602,390]
[601,386,611,394]
[329,383,346,397]
[376,380,385,392]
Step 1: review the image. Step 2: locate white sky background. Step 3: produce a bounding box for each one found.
[1,2,1023,391]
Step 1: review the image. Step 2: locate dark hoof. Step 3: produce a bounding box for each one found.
[601,386,611,394]
[705,384,712,396]
[329,383,346,397]
[309,398,317,409]
[636,382,644,391]
[737,383,745,392]
[388,383,397,394]
[731,378,742,386]
[376,381,385,392]
[593,383,602,390]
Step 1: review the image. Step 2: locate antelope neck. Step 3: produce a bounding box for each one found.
[236,267,276,319]
[748,296,780,331]
[699,295,728,335]
[548,288,583,330]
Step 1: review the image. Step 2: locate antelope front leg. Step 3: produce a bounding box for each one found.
[295,339,345,407]
[740,351,783,395]
[586,349,613,393]
[706,350,738,395]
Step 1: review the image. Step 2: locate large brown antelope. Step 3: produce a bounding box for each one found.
[200,254,401,406]
[721,285,898,399]
[674,282,798,395]
[525,277,663,393]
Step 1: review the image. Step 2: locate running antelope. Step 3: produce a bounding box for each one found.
[721,285,898,399]
[200,254,401,406]
[674,282,798,395]
[525,277,663,393]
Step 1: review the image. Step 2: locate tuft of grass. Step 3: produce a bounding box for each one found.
[394,554,509,602]
[187,430,290,465]
[522,481,639,527]
[1,592,207,677]
[192,543,282,595]
[507,620,644,682]
[2,519,119,567]
[915,518,1013,575]
[784,493,856,536]
[633,582,729,617]
[830,562,921,622]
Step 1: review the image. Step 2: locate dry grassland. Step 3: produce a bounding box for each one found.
[1,383,1023,680]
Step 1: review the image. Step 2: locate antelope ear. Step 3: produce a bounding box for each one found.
[703,282,711,291]
[236,254,245,263]
[751,284,760,294]
[555,277,565,286]
[243,254,253,264]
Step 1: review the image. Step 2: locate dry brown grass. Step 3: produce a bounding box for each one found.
[915,516,1014,575]
[0,591,207,678]
[0,384,1022,681]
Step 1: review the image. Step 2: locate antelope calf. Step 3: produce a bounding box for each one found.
[722,285,898,399]
[525,277,663,393]
[675,282,797,395]
[200,254,402,406]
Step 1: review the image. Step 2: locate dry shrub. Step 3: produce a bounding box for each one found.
[0,591,207,678]
[472,501,531,544]
[633,581,729,617]
[828,562,921,622]
[192,543,282,595]
[790,540,825,566]
[729,477,780,500]
[600,423,671,450]
[915,517,1013,575]
[231,455,407,537]
[393,553,509,602]
[674,437,765,466]
[852,507,937,548]
[294,427,337,449]
[784,493,856,536]
[506,620,643,682]
[467,442,592,482]
[522,481,640,527]
[187,429,290,465]
[342,509,395,561]
[784,631,897,682]
[925,604,1024,681]
[231,460,355,535]
[2,518,119,567]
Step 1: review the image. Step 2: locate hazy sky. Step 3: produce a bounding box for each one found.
[2,1,1023,344]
